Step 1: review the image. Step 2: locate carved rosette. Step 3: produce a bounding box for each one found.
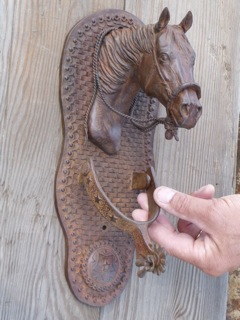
[81,240,125,292]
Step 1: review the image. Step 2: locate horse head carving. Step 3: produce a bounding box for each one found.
[87,7,202,155]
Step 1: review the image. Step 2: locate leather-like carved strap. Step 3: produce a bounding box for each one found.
[80,158,165,277]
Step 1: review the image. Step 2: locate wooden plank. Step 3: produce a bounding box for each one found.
[0,1,123,319]
[100,0,240,319]
[227,116,240,319]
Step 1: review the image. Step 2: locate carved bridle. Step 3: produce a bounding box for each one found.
[152,35,201,127]
[153,46,201,102]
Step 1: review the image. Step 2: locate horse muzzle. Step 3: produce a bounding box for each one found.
[168,83,202,129]
[178,103,202,129]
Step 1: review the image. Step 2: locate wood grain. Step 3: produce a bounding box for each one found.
[0,1,122,319]
[101,0,240,319]
[227,118,240,319]
[0,0,239,319]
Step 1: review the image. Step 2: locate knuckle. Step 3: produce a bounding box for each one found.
[172,193,190,214]
[209,198,221,214]
[206,198,225,224]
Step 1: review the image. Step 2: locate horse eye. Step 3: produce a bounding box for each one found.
[159,53,169,62]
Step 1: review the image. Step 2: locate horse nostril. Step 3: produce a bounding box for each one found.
[180,104,190,117]
[197,106,202,114]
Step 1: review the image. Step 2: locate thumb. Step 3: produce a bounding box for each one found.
[154,186,216,232]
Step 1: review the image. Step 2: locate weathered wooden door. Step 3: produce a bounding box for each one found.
[1,0,240,319]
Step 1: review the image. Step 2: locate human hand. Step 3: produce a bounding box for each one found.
[132,185,240,276]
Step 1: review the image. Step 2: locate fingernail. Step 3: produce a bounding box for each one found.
[195,185,207,192]
[155,187,176,203]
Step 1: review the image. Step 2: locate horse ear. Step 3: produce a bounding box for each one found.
[179,11,193,33]
[154,7,170,32]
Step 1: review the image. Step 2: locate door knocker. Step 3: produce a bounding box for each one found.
[55,7,202,306]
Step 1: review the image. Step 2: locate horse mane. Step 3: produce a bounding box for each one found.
[98,25,155,94]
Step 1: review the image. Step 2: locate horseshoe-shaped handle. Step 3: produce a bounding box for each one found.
[80,158,165,277]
